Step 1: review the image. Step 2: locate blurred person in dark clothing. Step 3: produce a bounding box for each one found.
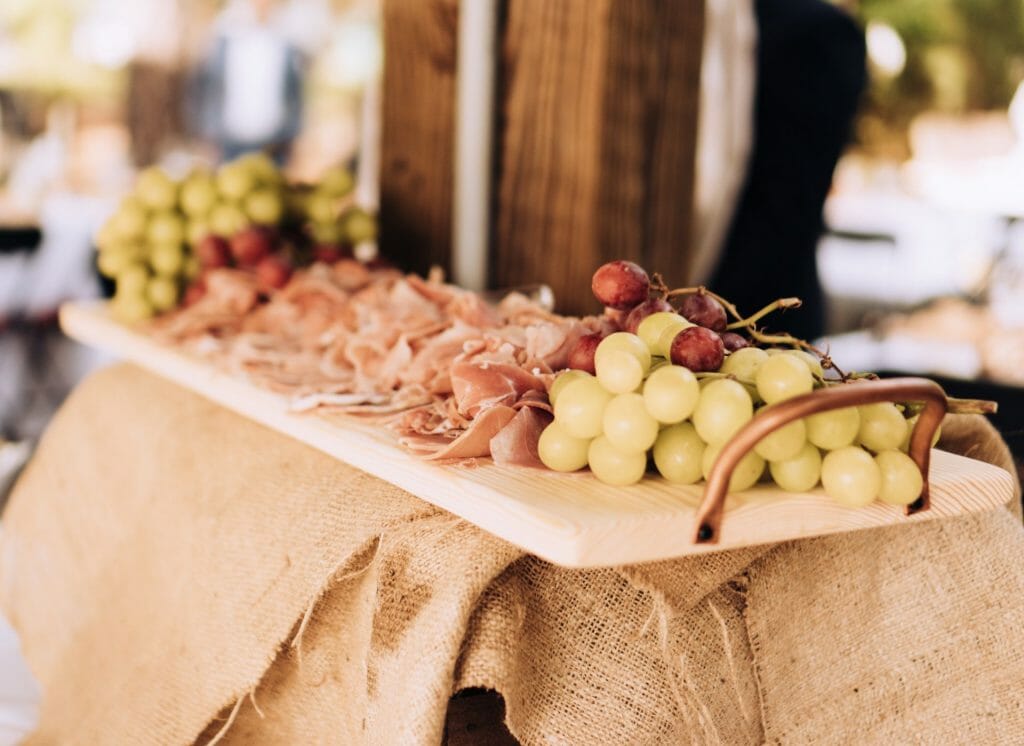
[709,0,866,342]
[193,0,305,164]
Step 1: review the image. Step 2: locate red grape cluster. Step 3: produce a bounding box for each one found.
[578,260,747,373]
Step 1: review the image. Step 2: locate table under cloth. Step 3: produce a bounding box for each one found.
[2,364,1024,744]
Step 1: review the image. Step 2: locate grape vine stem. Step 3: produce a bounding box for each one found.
[646,272,998,414]
[652,278,850,379]
[725,297,802,330]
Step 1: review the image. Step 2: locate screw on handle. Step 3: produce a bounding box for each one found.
[693,377,948,545]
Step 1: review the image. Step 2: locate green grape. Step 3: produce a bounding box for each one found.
[753,418,806,461]
[186,219,211,246]
[642,365,700,424]
[548,369,591,407]
[875,449,924,506]
[806,406,860,450]
[756,353,814,404]
[109,197,148,241]
[769,443,822,493]
[595,350,644,394]
[553,377,613,439]
[111,294,155,323]
[593,335,648,394]
[603,393,659,452]
[692,378,753,445]
[785,349,824,378]
[95,221,119,251]
[857,402,908,452]
[319,165,355,197]
[208,203,248,237]
[701,442,765,492]
[538,421,590,472]
[116,264,150,297]
[652,422,705,484]
[216,161,258,201]
[244,187,285,225]
[899,414,942,452]
[637,312,689,354]
[179,172,218,217]
[719,346,768,382]
[311,222,346,245]
[146,212,186,247]
[343,207,377,243]
[596,332,652,370]
[150,242,185,276]
[146,276,179,312]
[97,246,137,278]
[237,152,282,185]
[588,435,647,486]
[821,446,880,507]
[135,167,178,211]
[306,191,338,224]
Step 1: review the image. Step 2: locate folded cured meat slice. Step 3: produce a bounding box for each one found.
[489,406,552,468]
[403,404,517,460]
[450,361,546,417]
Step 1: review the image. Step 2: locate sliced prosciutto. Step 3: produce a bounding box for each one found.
[449,362,546,418]
[489,407,552,468]
[405,405,517,461]
[153,261,616,464]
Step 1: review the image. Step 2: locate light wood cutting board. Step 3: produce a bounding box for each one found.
[59,301,1016,568]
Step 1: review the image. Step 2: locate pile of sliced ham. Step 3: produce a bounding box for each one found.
[152,261,614,467]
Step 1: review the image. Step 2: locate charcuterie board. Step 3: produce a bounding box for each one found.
[60,301,1016,568]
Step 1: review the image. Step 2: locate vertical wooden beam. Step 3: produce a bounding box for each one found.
[379,0,460,276]
[493,0,705,315]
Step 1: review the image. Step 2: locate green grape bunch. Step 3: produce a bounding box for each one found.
[94,155,376,323]
[538,259,987,510]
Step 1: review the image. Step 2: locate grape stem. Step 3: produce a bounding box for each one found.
[663,285,746,322]
[648,271,1000,412]
[655,280,853,380]
[725,297,802,330]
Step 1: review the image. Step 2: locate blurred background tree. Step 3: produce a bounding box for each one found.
[853,0,1024,158]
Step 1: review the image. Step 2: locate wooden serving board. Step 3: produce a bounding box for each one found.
[60,301,1016,568]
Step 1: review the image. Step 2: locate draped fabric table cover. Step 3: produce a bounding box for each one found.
[2,364,1023,744]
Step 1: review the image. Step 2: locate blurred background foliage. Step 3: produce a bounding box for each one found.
[855,0,1024,158]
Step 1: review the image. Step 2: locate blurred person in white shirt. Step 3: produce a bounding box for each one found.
[194,0,306,164]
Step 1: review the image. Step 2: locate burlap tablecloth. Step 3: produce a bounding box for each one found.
[2,364,1023,744]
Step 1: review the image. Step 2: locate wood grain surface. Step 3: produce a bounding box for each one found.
[60,302,1016,569]
[492,0,705,314]
[379,0,459,276]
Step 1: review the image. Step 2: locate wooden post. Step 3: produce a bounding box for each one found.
[379,0,459,276]
[379,0,705,315]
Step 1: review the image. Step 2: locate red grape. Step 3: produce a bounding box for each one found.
[230,227,273,267]
[568,333,603,374]
[623,298,674,334]
[255,255,293,290]
[591,260,650,310]
[312,244,349,264]
[720,332,750,351]
[669,326,724,372]
[183,279,207,306]
[678,293,727,332]
[196,235,232,268]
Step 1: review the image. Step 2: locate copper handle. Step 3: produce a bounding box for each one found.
[693,377,948,545]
